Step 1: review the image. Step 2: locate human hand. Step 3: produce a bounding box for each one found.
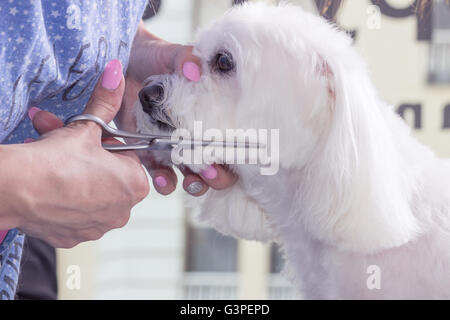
[15,60,149,248]
[126,22,202,83]
[118,25,238,196]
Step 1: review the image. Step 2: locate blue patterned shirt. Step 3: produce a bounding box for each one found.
[0,0,147,299]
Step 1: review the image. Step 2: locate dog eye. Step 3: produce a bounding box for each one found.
[213,51,235,73]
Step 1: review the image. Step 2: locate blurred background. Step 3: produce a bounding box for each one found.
[57,0,450,299]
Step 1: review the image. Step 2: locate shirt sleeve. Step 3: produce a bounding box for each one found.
[0,229,25,300]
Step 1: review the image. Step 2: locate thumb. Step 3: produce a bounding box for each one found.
[82,59,125,124]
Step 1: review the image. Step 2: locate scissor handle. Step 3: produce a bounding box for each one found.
[65,114,172,140]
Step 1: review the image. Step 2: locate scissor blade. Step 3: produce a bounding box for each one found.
[102,138,265,152]
[102,144,157,151]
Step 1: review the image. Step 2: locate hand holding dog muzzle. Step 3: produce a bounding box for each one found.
[18,60,150,248]
[118,32,238,196]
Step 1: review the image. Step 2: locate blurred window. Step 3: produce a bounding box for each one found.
[428,0,450,84]
[270,244,285,274]
[183,221,238,299]
[185,224,238,272]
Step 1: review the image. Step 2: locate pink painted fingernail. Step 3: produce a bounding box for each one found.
[102,59,122,90]
[201,165,218,180]
[28,107,41,120]
[155,176,168,188]
[182,62,201,82]
[24,138,35,144]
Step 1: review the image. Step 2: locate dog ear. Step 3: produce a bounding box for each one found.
[301,56,421,253]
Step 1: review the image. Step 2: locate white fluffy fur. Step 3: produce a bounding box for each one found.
[135,3,450,299]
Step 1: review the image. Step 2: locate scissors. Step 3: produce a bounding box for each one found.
[65,114,265,152]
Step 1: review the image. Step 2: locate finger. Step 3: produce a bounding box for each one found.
[148,166,178,196]
[69,59,124,135]
[31,110,64,135]
[136,150,177,195]
[199,164,238,190]
[178,165,209,197]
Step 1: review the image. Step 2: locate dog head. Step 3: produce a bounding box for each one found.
[136,3,337,167]
[135,3,420,253]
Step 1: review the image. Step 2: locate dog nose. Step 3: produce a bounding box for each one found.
[139,84,164,114]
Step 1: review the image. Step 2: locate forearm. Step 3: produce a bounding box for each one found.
[127,21,180,83]
[0,144,29,230]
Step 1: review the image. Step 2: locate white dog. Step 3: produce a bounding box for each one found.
[135,3,450,299]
